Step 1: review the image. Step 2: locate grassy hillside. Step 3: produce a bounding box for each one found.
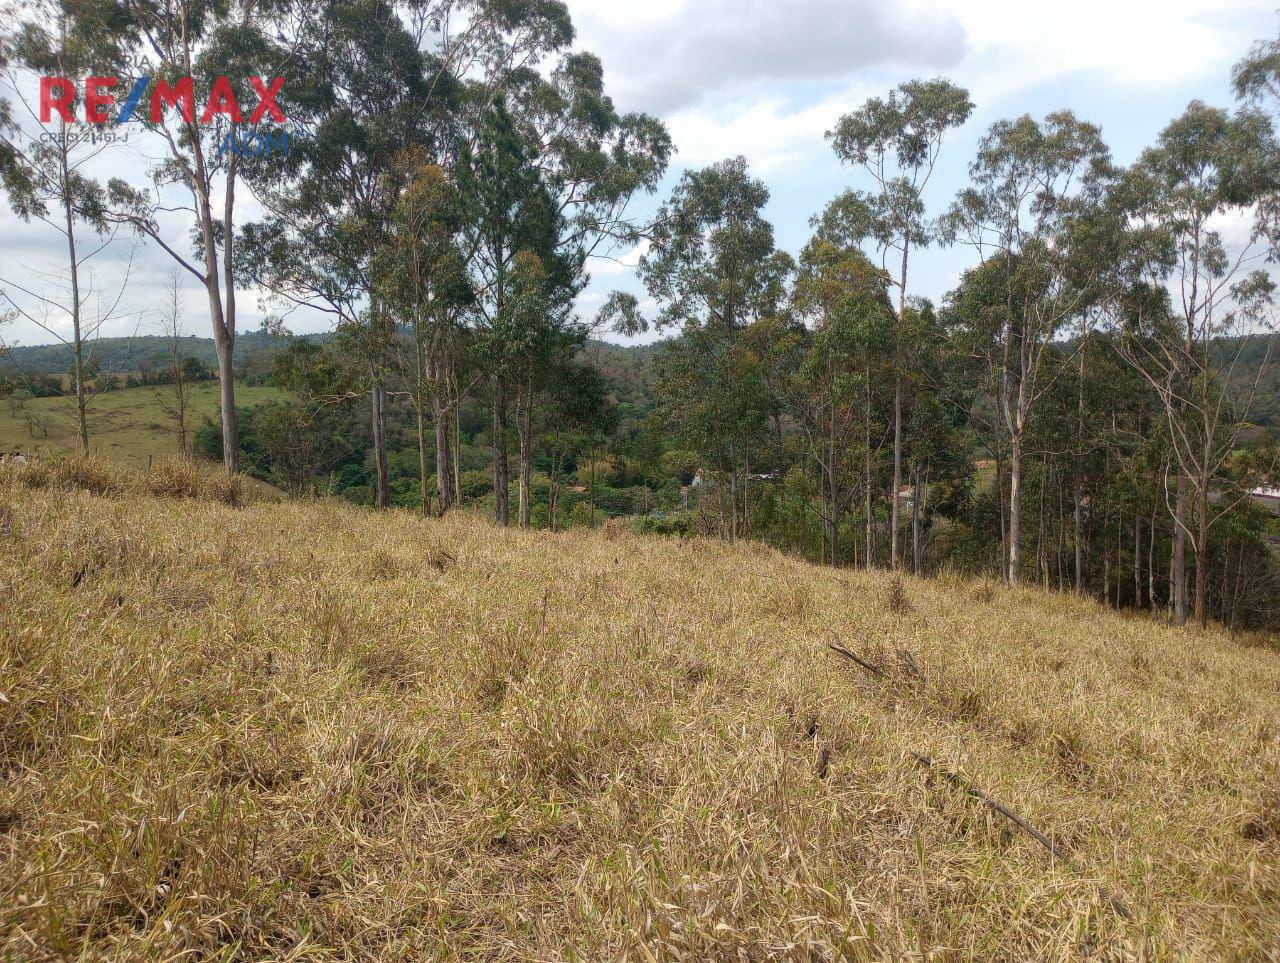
[1,471,1278,959]
[0,380,286,465]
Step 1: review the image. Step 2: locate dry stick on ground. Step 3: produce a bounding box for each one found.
[826,641,1134,922]
[911,752,1133,921]
[826,642,886,677]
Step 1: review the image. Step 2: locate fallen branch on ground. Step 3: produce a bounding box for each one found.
[911,752,1133,920]
[825,639,1132,921]
[827,642,885,677]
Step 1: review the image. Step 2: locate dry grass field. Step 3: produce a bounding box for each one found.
[1,459,1278,961]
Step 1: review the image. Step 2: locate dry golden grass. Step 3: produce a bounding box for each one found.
[10,454,257,508]
[1,474,1278,960]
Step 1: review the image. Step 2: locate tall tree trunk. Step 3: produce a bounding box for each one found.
[995,448,1007,569]
[1148,505,1158,615]
[414,331,430,518]
[370,379,389,510]
[911,463,922,575]
[1007,433,1023,586]
[174,28,238,474]
[826,416,839,566]
[826,384,837,565]
[198,205,236,474]
[432,377,452,512]
[450,356,462,508]
[58,131,89,453]
[1037,463,1048,589]
[492,374,509,526]
[865,378,874,570]
[1072,479,1084,594]
[415,398,430,517]
[1116,513,1124,607]
[220,160,239,471]
[1073,344,1085,593]
[1133,515,1143,610]
[516,376,533,529]
[890,378,903,569]
[1194,483,1209,628]
[1172,473,1187,626]
[890,238,909,570]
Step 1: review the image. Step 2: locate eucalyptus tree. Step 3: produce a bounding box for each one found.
[790,238,894,565]
[828,78,972,569]
[236,0,582,508]
[1233,28,1280,260]
[0,0,134,451]
[1111,101,1279,627]
[900,301,966,576]
[460,52,670,526]
[235,0,465,508]
[375,154,473,515]
[943,111,1113,585]
[641,158,790,335]
[805,189,896,564]
[478,233,583,529]
[458,98,567,525]
[639,157,793,539]
[541,359,614,531]
[92,0,296,473]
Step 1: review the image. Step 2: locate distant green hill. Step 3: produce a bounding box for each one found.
[1219,333,1280,430]
[0,331,297,377]
[3,330,661,377]
[581,339,663,413]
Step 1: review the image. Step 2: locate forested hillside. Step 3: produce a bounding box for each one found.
[0,331,295,377]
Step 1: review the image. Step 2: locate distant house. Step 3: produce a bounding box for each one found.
[691,468,777,488]
[1249,486,1280,516]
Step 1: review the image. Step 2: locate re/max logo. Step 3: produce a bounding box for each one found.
[39,76,287,125]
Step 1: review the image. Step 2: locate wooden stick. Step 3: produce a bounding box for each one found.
[826,639,1132,920]
[911,752,1133,921]
[827,642,885,677]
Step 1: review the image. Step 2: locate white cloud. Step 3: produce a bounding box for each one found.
[588,239,651,279]
[664,90,858,175]
[570,0,966,113]
[935,0,1269,110]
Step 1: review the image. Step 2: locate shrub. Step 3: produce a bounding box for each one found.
[46,455,126,496]
[146,458,201,499]
[458,469,493,499]
[205,471,247,508]
[885,574,913,614]
[631,511,692,537]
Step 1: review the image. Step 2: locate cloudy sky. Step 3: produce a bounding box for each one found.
[1,0,1276,348]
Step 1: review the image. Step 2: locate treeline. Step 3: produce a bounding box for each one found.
[0,331,299,377]
[1,2,1278,633]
